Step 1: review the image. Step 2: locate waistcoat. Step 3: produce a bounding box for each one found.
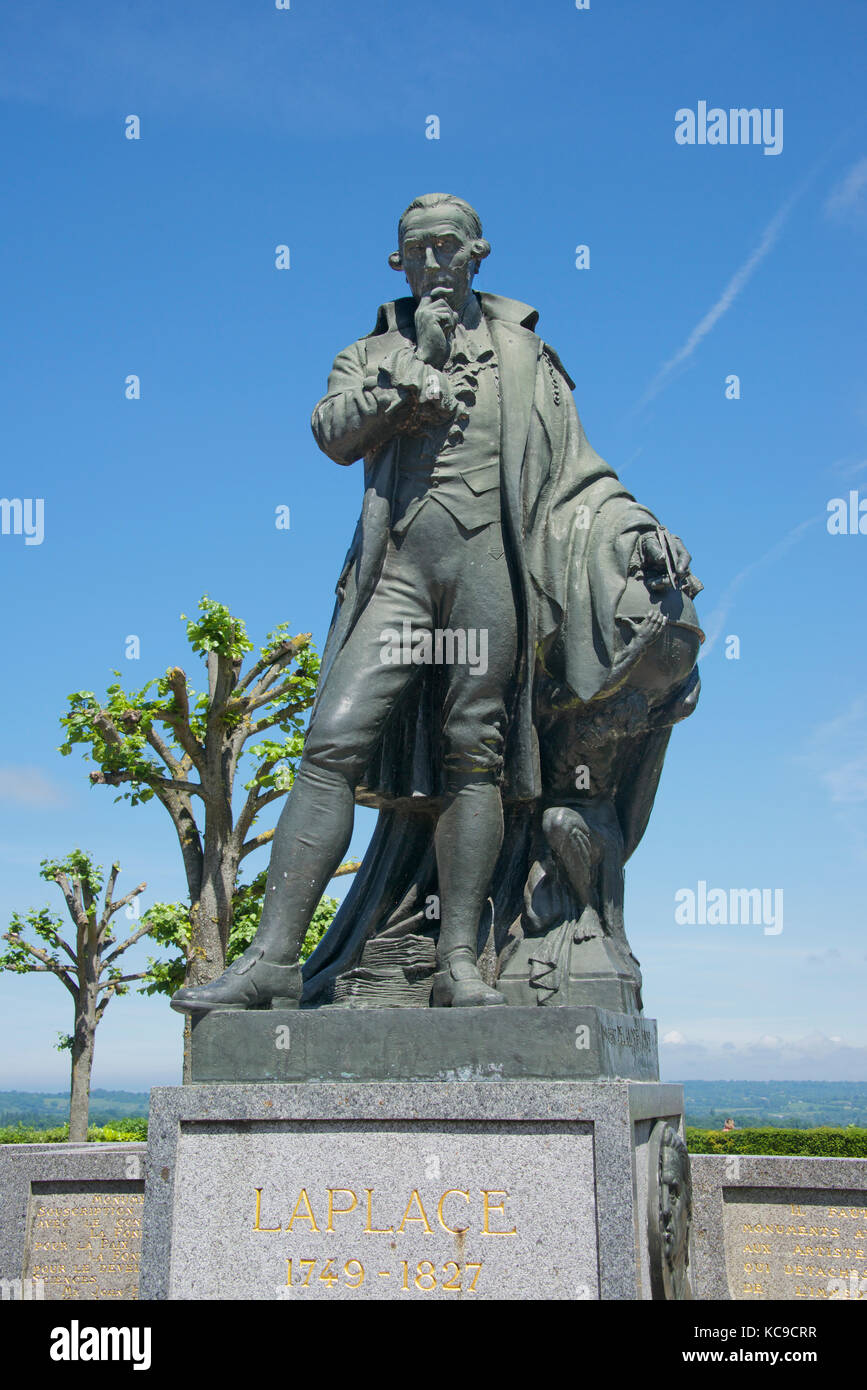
[391,314,502,535]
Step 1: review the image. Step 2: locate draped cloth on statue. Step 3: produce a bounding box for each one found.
[301,291,668,1006]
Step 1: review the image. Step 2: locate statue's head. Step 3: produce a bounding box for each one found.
[390,193,491,310]
[659,1128,693,1278]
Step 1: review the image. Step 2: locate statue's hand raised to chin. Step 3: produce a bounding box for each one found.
[414,288,459,368]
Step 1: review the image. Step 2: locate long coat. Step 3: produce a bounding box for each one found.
[302,290,667,1003]
[309,290,661,804]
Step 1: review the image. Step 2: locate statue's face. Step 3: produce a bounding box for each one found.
[660,1146,690,1269]
[398,206,479,309]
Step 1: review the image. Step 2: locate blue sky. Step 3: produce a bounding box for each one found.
[0,0,865,1088]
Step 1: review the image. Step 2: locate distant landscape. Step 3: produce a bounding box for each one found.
[0,1089,151,1127]
[2,1081,867,1130]
[679,1080,867,1129]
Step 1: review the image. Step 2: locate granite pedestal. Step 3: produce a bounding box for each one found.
[140,1006,685,1301]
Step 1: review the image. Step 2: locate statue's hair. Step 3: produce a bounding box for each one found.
[398,193,483,243]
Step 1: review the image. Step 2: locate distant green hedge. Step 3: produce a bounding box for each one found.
[687,1126,867,1157]
[3,1120,865,1155]
[0,1118,148,1145]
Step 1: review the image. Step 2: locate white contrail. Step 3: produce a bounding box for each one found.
[825,155,867,220]
[699,513,822,659]
[635,188,801,413]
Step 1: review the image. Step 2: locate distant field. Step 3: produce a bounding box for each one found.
[680,1080,867,1129]
[0,1089,150,1128]
[3,1081,867,1131]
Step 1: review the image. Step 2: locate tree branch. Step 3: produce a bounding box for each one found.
[2,934,75,987]
[86,713,195,791]
[245,675,308,712]
[149,776,202,797]
[240,828,276,859]
[90,764,203,798]
[101,863,121,930]
[207,650,237,730]
[248,701,310,736]
[89,767,135,788]
[235,635,309,698]
[234,764,278,848]
[93,710,125,750]
[52,872,85,930]
[95,970,150,1022]
[104,883,147,923]
[162,667,206,772]
[144,723,184,776]
[237,781,292,857]
[98,969,149,992]
[101,918,153,967]
[157,790,204,904]
[54,933,80,966]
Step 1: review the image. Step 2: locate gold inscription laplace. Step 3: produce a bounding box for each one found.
[397,1191,434,1235]
[363,1190,393,1236]
[326,1189,359,1232]
[287,1189,319,1233]
[252,1185,517,1239]
[481,1191,517,1237]
[437,1190,470,1235]
[253,1188,281,1233]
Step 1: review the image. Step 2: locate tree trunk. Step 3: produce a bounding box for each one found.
[187,844,238,988]
[181,1015,193,1085]
[183,840,238,1083]
[68,1002,96,1143]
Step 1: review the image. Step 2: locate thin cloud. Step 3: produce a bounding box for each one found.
[617,445,645,475]
[699,513,822,659]
[825,156,867,222]
[800,697,867,806]
[631,138,851,414]
[635,191,801,412]
[0,766,66,807]
[829,455,867,478]
[661,1031,867,1080]
[805,948,842,966]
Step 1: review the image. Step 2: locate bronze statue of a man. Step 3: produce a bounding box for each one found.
[172,193,700,1017]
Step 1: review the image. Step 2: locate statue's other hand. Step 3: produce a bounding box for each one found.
[627,607,667,646]
[635,529,702,596]
[393,369,457,435]
[415,368,457,421]
[381,365,455,434]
